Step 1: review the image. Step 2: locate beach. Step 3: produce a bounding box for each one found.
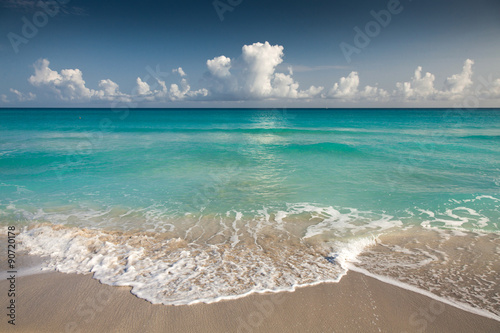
[1,258,499,333]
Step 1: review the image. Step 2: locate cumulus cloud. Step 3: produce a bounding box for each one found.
[394,59,481,101]
[136,77,151,96]
[395,66,436,100]
[96,79,130,102]
[329,71,360,99]
[327,71,388,101]
[169,81,190,101]
[172,67,186,77]
[272,73,300,98]
[204,41,323,100]
[207,56,232,78]
[241,42,284,97]
[133,71,207,102]
[27,58,128,101]
[483,78,500,98]
[24,58,208,104]
[441,59,474,96]
[5,45,500,106]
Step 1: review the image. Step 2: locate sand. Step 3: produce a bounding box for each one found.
[1,262,499,333]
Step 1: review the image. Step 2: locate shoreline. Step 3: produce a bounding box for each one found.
[1,264,499,332]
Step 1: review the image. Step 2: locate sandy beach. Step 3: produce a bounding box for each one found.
[2,259,499,333]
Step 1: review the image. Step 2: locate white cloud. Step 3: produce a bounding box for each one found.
[241,41,284,97]
[9,88,35,101]
[169,79,190,101]
[28,59,61,86]
[169,79,208,101]
[96,79,130,102]
[136,77,151,95]
[360,85,389,101]
[28,59,95,100]
[7,48,500,106]
[441,59,474,97]
[327,71,387,101]
[132,73,206,102]
[204,41,322,100]
[301,85,324,98]
[394,59,480,101]
[482,78,500,98]
[272,73,300,98]
[329,71,360,99]
[172,67,186,77]
[207,56,231,78]
[395,66,436,100]
[27,58,129,102]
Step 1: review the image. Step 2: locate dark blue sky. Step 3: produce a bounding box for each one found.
[1,0,499,107]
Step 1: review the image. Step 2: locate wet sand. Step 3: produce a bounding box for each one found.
[1,265,499,333]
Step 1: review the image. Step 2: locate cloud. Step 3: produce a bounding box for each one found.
[29,59,96,101]
[207,56,231,78]
[27,58,131,102]
[6,45,500,106]
[25,57,208,103]
[0,87,36,104]
[241,42,284,97]
[204,41,323,100]
[329,71,360,99]
[168,81,190,100]
[394,59,479,101]
[9,88,35,101]
[442,59,474,96]
[482,78,500,98]
[28,59,62,87]
[136,77,151,96]
[327,71,388,101]
[395,66,436,100]
[96,79,130,102]
[133,71,207,102]
[172,67,186,77]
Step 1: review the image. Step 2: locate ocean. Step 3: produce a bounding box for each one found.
[1,108,499,315]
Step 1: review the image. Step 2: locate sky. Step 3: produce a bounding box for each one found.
[0,0,500,108]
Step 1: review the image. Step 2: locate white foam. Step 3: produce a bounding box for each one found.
[10,198,499,311]
[230,211,242,247]
[296,204,401,239]
[17,224,376,306]
[474,195,500,202]
[329,236,378,269]
[415,204,495,231]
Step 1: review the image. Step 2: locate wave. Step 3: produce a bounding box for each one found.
[5,198,499,312]
[18,223,376,305]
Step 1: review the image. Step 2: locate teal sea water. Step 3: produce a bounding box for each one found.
[1,108,499,314]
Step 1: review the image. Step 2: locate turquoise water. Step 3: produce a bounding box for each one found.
[1,108,499,228]
[1,108,499,309]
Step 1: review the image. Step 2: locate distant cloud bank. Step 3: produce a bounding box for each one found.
[2,42,500,106]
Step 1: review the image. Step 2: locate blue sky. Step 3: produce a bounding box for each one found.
[1,0,499,107]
